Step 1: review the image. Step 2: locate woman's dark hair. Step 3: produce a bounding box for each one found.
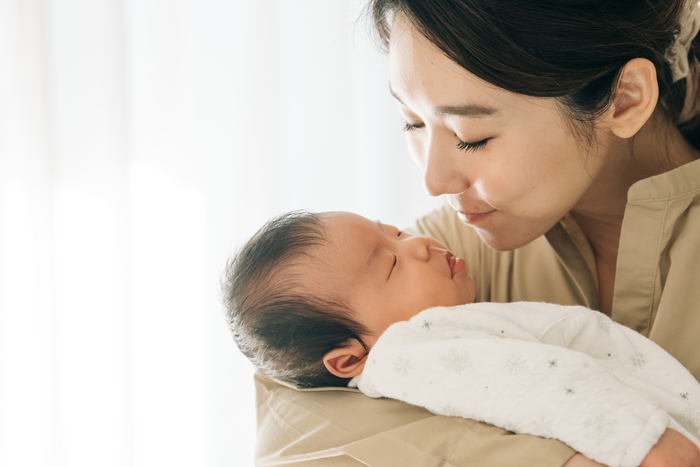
[367,0,700,150]
[221,211,368,388]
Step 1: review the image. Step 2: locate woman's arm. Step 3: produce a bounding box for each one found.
[562,428,700,467]
[254,372,577,466]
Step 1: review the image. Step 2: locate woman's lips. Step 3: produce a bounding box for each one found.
[457,210,496,224]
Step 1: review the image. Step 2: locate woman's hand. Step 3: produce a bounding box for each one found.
[640,428,700,467]
[562,428,700,467]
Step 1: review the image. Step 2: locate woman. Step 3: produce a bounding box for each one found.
[254,1,700,465]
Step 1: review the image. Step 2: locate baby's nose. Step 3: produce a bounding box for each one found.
[405,235,432,259]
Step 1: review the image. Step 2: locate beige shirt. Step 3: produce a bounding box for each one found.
[254,158,700,466]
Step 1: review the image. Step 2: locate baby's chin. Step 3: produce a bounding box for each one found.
[435,297,474,310]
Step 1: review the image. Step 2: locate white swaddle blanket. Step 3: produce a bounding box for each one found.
[350,302,700,467]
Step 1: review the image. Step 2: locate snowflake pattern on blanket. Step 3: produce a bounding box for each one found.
[355,302,700,467]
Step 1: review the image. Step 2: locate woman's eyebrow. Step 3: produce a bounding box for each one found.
[389,83,501,118]
[433,103,501,118]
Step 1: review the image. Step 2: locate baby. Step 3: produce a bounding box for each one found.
[222,210,700,467]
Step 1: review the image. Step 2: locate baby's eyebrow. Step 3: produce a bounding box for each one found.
[367,244,380,268]
[367,220,383,267]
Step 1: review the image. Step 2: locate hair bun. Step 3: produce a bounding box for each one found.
[667,0,700,82]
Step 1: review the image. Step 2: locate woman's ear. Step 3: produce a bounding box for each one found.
[323,339,368,378]
[607,58,659,139]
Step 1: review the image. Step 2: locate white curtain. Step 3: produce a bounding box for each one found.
[0,1,443,466]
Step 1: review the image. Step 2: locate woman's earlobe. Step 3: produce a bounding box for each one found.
[609,58,659,139]
[323,339,368,378]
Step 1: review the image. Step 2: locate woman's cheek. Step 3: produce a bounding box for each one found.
[474,162,524,202]
[405,135,426,171]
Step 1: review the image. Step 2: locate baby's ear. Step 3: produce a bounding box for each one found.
[323,339,368,378]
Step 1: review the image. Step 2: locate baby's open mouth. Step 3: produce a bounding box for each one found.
[446,251,465,278]
[446,252,456,278]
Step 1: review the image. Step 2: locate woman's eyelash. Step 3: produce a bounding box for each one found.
[397,230,403,237]
[456,138,489,152]
[402,121,423,132]
[402,119,489,152]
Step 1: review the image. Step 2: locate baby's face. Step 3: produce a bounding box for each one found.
[307,212,475,347]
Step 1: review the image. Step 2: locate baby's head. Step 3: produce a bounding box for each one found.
[222,210,475,388]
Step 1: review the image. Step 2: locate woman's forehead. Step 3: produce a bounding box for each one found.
[387,16,537,116]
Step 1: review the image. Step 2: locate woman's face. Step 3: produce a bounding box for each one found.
[389,17,608,251]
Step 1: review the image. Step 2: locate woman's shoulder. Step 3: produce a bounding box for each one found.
[615,160,700,379]
[409,205,593,306]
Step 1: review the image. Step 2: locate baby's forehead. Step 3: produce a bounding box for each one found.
[303,212,377,283]
[295,244,353,304]
[319,212,377,257]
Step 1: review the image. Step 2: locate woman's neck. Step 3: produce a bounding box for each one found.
[570,113,698,314]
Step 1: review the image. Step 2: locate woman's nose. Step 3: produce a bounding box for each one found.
[419,133,470,197]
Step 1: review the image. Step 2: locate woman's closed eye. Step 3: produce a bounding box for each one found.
[402,121,424,132]
[403,119,490,153]
[456,138,490,152]
[388,255,397,280]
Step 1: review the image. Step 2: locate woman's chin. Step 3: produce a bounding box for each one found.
[472,224,543,252]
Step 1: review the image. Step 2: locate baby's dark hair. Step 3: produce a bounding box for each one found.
[221,211,369,388]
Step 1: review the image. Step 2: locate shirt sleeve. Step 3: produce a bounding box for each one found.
[254,372,576,467]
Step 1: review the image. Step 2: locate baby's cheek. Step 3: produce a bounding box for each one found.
[429,289,456,308]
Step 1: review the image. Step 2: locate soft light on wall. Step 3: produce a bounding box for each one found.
[0,1,444,466]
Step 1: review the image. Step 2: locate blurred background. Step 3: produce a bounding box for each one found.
[0,1,444,465]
